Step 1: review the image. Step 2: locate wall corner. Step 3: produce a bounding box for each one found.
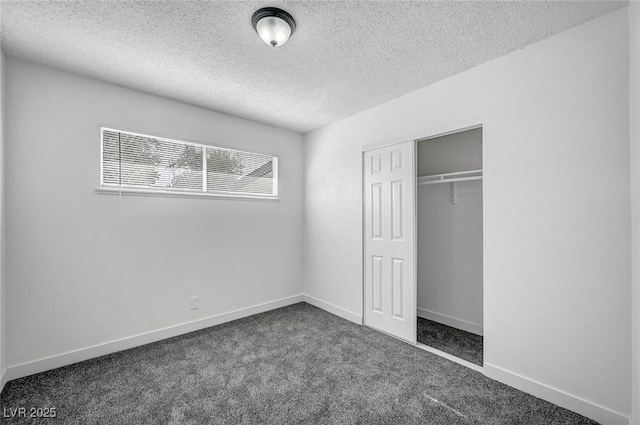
[629,2,640,424]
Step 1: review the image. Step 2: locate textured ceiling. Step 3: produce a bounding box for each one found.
[0,0,626,133]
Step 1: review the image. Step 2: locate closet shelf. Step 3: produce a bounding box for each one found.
[418,169,483,186]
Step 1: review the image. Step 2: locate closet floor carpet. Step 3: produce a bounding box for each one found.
[1,303,597,424]
[417,317,484,366]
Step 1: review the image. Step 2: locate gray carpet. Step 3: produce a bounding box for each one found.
[417,317,484,366]
[0,303,598,424]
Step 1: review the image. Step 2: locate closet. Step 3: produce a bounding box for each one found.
[416,127,483,367]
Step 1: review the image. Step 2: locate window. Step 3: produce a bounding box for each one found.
[99,127,278,199]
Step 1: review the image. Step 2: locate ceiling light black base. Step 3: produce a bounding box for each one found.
[252,7,296,35]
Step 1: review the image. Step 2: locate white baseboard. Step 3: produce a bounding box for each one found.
[417,307,483,336]
[6,296,625,425]
[4,294,304,383]
[484,363,629,425]
[302,294,363,324]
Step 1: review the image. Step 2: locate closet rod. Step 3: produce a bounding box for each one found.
[417,169,483,186]
[419,176,482,185]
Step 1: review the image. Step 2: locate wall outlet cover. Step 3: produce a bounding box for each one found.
[190,296,199,310]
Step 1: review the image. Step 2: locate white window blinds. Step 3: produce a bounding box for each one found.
[100,128,278,198]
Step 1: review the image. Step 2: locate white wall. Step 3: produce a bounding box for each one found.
[417,129,483,333]
[630,2,639,423]
[4,58,304,370]
[304,8,630,423]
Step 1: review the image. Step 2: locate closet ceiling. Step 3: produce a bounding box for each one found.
[0,0,626,133]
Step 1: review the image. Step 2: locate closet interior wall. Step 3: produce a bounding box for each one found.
[417,128,483,335]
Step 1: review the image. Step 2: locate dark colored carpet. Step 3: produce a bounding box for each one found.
[1,303,598,424]
[417,317,484,366]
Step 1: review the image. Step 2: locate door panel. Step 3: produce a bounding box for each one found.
[392,258,404,319]
[372,256,383,313]
[391,180,404,240]
[364,141,416,343]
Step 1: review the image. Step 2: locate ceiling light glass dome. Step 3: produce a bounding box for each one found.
[252,7,296,48]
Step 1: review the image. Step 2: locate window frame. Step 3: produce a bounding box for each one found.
[97,126,279,201]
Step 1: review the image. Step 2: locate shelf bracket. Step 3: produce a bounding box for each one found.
[446,182,457,204]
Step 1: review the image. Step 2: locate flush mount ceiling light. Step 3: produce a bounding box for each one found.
[251,7,296,47]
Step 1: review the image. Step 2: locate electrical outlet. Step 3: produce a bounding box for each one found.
[190,296,199,310]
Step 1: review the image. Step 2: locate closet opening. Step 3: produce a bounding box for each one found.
[415,126,483,370]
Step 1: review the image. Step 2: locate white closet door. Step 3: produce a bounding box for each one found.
[363,141,416,343]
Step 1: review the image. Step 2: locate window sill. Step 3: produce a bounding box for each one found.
[95,187,279,202]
